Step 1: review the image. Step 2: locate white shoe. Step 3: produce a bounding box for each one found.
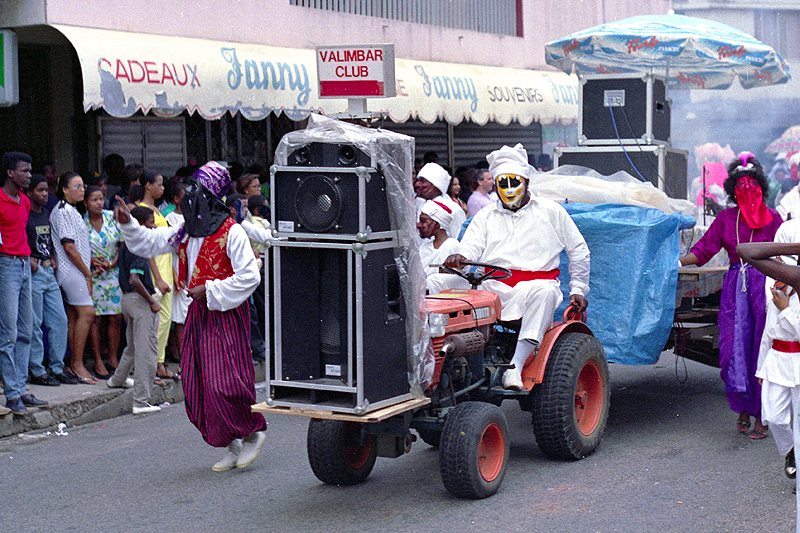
[107,377,134,389]
[212,439,242,472]
[502,368,523,391]
[132,403,161,415]
[236,430,267,468]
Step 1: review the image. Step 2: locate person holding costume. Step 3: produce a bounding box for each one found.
[113,161,268,471]
[417,199,460,278]
[427,143,590,391]
[680,152,783,439]
[738,233,800,533]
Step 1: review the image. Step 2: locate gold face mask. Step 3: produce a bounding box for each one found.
[495,173,527,209]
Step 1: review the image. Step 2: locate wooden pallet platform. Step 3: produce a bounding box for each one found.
[251,397,431,423]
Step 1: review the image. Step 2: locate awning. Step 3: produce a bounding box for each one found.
[53,24,578,126]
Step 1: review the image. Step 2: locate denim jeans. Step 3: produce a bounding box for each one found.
[29,264,68,377]
[0,255,33,400]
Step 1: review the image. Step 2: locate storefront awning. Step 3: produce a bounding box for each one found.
[53,24,578,126]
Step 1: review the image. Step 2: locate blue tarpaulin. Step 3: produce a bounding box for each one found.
[556,203,696,365]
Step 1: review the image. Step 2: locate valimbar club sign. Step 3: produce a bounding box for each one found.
[316,44,395,98]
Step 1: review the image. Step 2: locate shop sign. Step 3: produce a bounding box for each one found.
[316,44,395,98]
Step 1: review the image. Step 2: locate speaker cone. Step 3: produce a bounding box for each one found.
[294,174,343,232]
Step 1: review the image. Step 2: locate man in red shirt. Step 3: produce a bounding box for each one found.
[0,152,48,415]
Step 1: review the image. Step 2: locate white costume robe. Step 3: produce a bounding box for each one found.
[420,237,460,277]
[427,196,590,342]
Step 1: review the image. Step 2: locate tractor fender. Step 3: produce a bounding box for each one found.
[521,320,593,391]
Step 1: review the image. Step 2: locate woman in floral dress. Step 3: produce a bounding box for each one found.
[84,185,123,377]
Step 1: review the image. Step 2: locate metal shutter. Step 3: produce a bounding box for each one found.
[453,121,542,169]
[100,117,187,178]
[380,119,448,164]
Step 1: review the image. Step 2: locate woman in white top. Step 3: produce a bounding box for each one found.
[50,172,96,384]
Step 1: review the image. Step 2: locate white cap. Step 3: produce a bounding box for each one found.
[487,143,530,179]
[421,199,454,229]
[417,163,451,195]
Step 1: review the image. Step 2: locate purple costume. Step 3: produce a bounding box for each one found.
[690,206,783,417]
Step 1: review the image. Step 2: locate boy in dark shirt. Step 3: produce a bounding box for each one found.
[27,174,78,385]
[107,206,162,415]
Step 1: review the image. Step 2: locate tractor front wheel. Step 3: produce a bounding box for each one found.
[531,332,609,460]
[307,419,377,485]
[439,402,510,499]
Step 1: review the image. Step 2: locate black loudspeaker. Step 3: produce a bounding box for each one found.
[273,143,391,236]
[287,142,372,167]
[273,245,408,408]
[581,76,670,144]
[556,145,688,199]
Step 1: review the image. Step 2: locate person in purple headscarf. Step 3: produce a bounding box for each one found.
[680,152,784,439]
[113,161,269,471]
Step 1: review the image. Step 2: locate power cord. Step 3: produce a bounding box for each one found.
[608,105,648,183]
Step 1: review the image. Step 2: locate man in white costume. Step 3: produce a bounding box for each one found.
[428,144,590,390]
[418,199,460,278]
[739,227,800,533]
[415,162,467,239]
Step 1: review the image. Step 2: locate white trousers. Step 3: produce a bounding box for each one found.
[427,274,562,343]
[760,379,800,533]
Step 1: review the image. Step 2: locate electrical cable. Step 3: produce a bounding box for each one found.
[608,105,648,183]
[618,104,676,198]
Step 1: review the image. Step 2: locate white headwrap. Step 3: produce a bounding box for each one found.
[420,199,454,229]
[417,162,451,195]
[487,143,530,179]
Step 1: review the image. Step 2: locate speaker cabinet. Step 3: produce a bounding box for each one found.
[287,142,373,168]
[270,241,410,413]
[554,144,688,200]
[580,74,671,145]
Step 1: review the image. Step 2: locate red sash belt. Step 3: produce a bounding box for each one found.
[773,340,800,353]
[492,268,560,288]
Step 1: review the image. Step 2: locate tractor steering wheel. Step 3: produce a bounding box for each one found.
[441,261,512,290]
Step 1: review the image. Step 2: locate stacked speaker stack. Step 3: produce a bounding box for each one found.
[554,73,688,199]
[266,141,412,415]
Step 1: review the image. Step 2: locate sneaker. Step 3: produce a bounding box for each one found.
[53,372,79,385]
[107,377,134,389]
[20,393,48,407]
[235,430,267,468]
[30,372,61,387]
[212,440,242,472]
[786,448,796,480]
[502,368,523,391]
[6,397,28,415]
[132,403,161,415]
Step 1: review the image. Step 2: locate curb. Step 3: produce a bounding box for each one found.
[0,380,185,438]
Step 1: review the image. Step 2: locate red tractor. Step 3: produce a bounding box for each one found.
[266,261,610,499]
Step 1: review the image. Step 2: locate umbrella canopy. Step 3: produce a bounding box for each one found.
[765,126,800,154]
[545,14,791,90]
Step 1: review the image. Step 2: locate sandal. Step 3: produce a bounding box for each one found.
[736,415,750,434]
[66,368,97,385]
[157,363,179,382]
[750,425,769,440]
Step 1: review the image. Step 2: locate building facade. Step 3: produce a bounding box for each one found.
[0,0,670,177]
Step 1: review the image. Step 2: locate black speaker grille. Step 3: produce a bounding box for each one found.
[294,174,343,232]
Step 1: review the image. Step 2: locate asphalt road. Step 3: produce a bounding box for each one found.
[1,352,795,533]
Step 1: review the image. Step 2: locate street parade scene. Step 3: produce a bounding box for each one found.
[2,1,800,531]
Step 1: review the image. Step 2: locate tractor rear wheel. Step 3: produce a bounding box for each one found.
[307,419,377,485]
[531,332,609,460]
[439,402,510,499]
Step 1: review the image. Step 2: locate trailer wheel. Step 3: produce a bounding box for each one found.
[532,332,609,460]
[439,402,510,499]
[307,419,377,485]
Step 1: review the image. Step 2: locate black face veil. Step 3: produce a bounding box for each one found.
[180,177,230,238]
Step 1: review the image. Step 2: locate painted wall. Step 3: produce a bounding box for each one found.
[22,0,671,70]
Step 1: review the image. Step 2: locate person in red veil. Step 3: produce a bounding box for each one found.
[680,152,784,439]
